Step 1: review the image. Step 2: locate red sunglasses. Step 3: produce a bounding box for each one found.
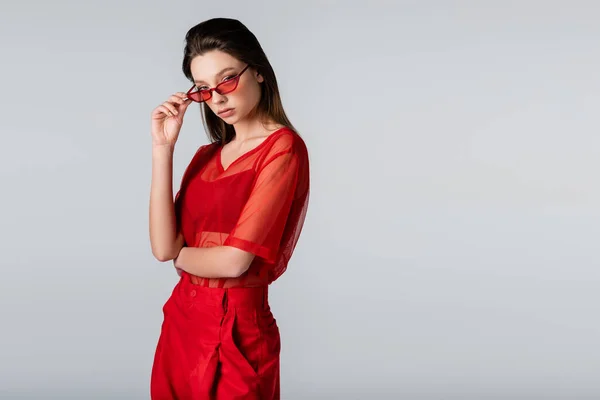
[186,64,250,103]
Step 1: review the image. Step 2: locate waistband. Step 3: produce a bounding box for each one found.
[176,272,269,311]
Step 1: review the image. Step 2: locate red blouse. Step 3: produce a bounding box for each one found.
[174,127,310,288]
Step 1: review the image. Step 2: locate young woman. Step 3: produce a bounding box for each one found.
[148,18,310,399]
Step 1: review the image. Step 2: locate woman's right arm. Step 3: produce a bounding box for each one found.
[149,144,184,261]
[148,92,192,261]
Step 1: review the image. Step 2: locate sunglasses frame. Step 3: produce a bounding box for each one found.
[186,64,251,103]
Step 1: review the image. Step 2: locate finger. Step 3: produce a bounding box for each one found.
[153,105,172,118]
[173,92,188,101]
[172,94,193,113]
[169,94,186,105]
[170,97,192,114]
[178,98,192,113]
[162,101,178,116]
[175,92,194,103]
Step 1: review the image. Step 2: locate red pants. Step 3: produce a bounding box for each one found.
[150,273,281,399]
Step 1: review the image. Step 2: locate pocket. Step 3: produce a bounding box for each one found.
[256,309,279,333]
[254,309,281,381]
[230,310,262,377]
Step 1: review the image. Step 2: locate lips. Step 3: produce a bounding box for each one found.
[218,108,234,115]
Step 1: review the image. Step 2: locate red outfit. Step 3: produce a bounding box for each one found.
[151,127,310,399]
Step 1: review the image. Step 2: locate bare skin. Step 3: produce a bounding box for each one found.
[219,124,285,171]
[148,92,191,272]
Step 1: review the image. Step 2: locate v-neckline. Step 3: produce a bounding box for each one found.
[216,127,288,173]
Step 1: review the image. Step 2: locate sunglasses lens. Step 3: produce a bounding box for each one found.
[187,74,241,102]
[200,91,212,101]
[216,79,238,95]
[187,89,211,102]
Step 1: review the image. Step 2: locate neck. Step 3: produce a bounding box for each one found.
[231,116,279,143]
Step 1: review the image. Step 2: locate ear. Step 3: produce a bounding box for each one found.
[255,71,264,83]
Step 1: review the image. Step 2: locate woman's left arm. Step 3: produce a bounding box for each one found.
[173,246,254,278]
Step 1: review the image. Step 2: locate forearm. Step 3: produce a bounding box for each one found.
[149,145,179,261]
[174,246,252,278]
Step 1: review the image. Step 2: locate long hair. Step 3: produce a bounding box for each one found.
[182,18,296,145]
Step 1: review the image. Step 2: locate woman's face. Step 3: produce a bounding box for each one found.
[189,50,263,124]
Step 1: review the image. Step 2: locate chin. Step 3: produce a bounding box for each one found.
[222,113,246,125]
[220,116,237,125]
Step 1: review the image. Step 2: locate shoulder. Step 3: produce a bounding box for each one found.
[184,141,220,174]
[188,141,220,162]
[269,128,309,195]
[198,141,221,153]
[265,127,308,159]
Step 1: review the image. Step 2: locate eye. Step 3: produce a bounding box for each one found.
[195,74,236,91]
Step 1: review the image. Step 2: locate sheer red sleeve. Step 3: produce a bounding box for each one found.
[223,134,310,280]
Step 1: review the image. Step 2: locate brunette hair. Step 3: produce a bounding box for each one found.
[182,18,296,144]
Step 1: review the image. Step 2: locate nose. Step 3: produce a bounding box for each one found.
[211,90,226,104]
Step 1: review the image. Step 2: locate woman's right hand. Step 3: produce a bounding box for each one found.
[151,92,193,147]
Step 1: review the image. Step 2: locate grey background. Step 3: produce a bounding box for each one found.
[1,0,599,399]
